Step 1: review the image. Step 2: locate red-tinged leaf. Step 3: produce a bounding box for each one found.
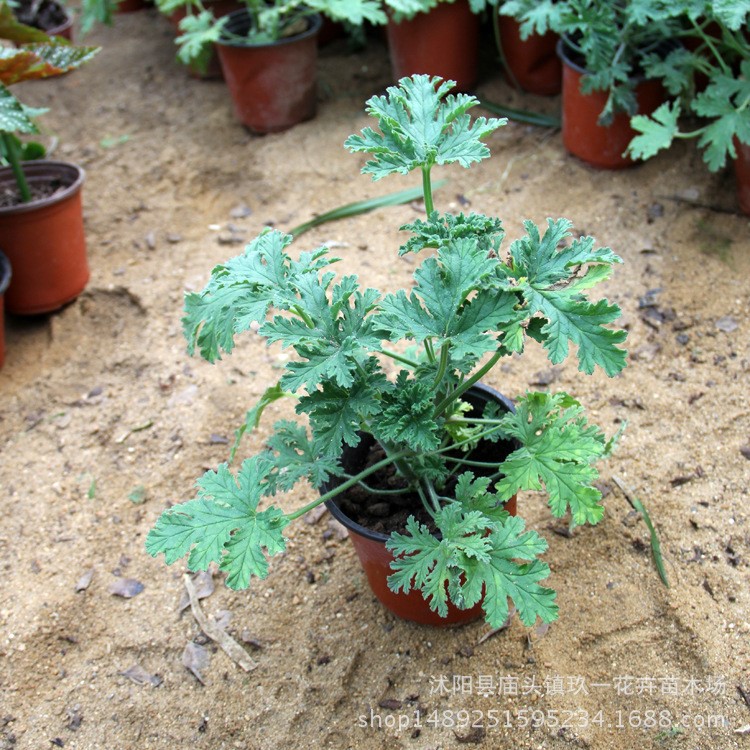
[0,43,99,85]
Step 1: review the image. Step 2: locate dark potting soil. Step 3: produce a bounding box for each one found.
[14,0,68,30]
[331,435,516,536]
[0,181,68,209]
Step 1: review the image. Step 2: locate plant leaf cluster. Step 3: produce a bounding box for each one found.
[499,0,687,123]
[148,76,627,627]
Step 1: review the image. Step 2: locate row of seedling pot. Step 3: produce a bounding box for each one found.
[153,0,750,214]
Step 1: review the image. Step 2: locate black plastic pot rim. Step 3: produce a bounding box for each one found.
[0,250,11,296]
[324,382,518,544]
[217,9,322,48]
[0,161,85,216]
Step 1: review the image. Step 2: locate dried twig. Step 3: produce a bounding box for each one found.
[183,574,257,672]
[476,607,516,646]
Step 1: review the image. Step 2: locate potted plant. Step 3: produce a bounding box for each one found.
[153,0,243,79]
[147,75,628,629]
[11,0,74,40]
[625,4,750,214]
[0,11,99,314]
[382,0,485,93]
[500,0,687,168]
[165,0,386,132]
[494,3,561,96]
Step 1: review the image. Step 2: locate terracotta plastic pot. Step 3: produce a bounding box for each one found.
[46,6,74,40]
[0,161,89,315]
[497,15,561,95]
[386,0,480,93]
[216,10,321,134]
[325,383,519,627]
[559,39,665,169]
[117,0,148,13]
[168,0,243,79]
[734,138,750,215]
[0,250,11,369]
[14,0,73,41]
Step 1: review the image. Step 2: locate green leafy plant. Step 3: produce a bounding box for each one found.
[626,3,750,171]
[157,0,386,73]
[499,0,687,124]
[0,3,98,202]
[383,0,488,23]
[78,0,119,36]
[147,75,628,628]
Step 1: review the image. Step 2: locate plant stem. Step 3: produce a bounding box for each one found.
[446,416,505,426]
[431,343,450,389]
[1,133,31,203]
[492,6,521,91]
[434,350,504,417]
[442,455,507,468]
[286,448,413,521]
[381,347,420,368]
[422,479,443,515]
[424,338,436,364]
[421,165,434,215]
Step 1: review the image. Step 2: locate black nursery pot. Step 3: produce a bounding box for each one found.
[324,383,519,627]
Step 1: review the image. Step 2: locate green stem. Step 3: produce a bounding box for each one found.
[431,343,450,390]
[442,455,507,468]
[424,338,436,364]
[421,165,434,215]
[1,134,31,203]
[286,448,413,521]
[492,6,521,91]
[343,477,412,496]
[445,416,505,426]
[434,350,504,417]
[689,16,731,75]
[292,304,315,328]
[422,478,443,515]
[381,348,420,368]
[432,424,506,455]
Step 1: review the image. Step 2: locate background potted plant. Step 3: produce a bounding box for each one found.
[168,0,385,132]
[147,74,628,629]
[154,0,244,78]
[382,0,485,93]
[0,10,98,314]
[500,0,686,168]
[626,4,750,214]
[494,3,561,96]
[11,0,74,40]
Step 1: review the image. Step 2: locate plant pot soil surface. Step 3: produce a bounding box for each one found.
[13,0,70,32]
[1,12,749,750]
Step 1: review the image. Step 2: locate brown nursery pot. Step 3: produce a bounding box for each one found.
[117,0,148,13]
[168,0,243,79]
[216,10,322,133]
[325,384,519,627]
[559,39,665,169]
[0,251,11,369]
[734,138,750,216]
[497,15,561,95]
[14,0,73,40]
[386,0,480,93]
[0,161,89,315]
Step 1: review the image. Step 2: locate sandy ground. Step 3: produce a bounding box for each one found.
[1,10,749,750]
